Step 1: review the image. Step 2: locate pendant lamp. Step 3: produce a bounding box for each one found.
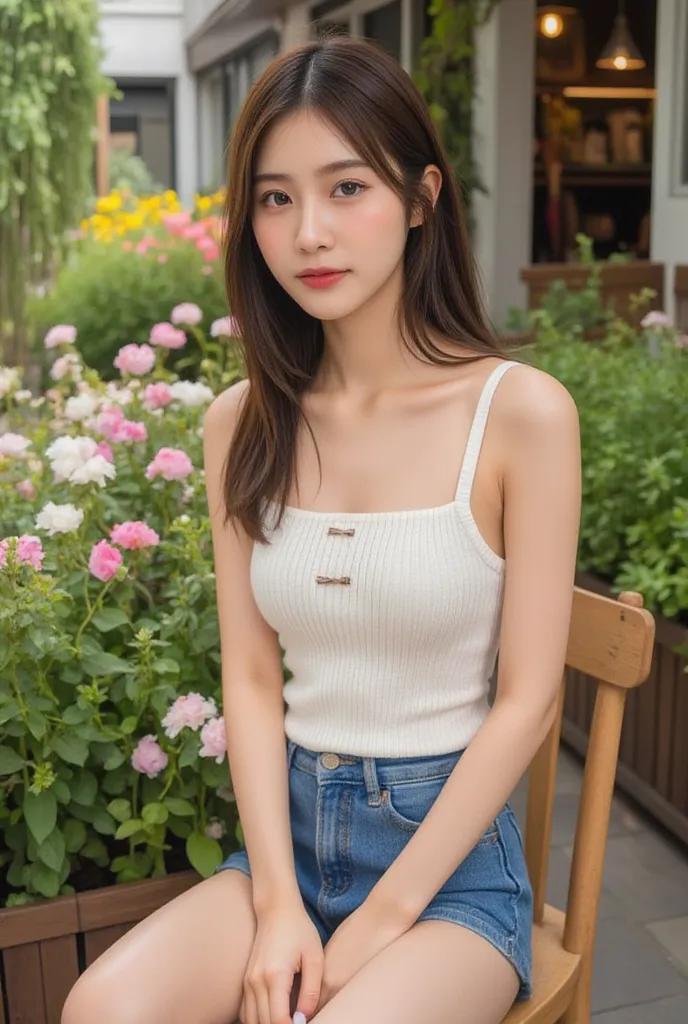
[596,0,646,71]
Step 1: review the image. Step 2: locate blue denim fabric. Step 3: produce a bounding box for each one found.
[217,739,533,1001]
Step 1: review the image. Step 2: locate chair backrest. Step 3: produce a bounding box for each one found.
[523,586,655,1020]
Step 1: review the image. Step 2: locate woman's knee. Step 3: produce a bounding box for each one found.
[61,965,148,1024]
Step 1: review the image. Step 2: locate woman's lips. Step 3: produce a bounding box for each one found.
[298,270,349,289]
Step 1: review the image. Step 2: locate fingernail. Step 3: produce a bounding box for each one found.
[293,1013,307,1024]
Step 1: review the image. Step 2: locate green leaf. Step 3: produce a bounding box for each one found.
[92,608,130,632]
[91,808,117,836]
[152,658,180,675]
[30,861,62,899]
[164,797,196,818]
[37,829,66,872]
[104,747,126,770]
[0,699,20,725]
[142,802,168,826]
[80,651,134,677]
[23,790,57,846]
[0,746,24,775]
[107,799,132,823]
[69,770,97,805]
[53,734,89,766]
[186,832,222,878]
[81,837,108,862]
[63,818,87,854]
[115,818,144,840]
[26,710,47,740]
[121,716,138,735]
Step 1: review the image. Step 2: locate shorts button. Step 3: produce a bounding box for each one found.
[321,753,341,770]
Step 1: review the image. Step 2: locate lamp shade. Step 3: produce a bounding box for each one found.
[596,7,646,71]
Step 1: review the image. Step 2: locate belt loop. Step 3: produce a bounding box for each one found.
[286,738,297,770]
[363,756,383,807]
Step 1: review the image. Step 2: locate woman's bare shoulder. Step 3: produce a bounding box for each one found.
[497,360,579,431]
[203,378,250,438]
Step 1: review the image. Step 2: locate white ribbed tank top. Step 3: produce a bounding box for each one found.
[251,359,519,757]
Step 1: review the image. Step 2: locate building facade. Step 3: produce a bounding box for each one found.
[98,0,687,324]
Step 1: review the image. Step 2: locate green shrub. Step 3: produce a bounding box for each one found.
[28,241,228,379]
[524,333,688,623]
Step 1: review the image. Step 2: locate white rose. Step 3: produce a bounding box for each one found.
[35,501,84,536]
[46,436,98,482]
[0,366,20,397]
[105,381,133,406]
[69,454,116,487]
[169,381,214,407]
[65,393,99,422]
[50,353,82,382]
[15,389,32,403]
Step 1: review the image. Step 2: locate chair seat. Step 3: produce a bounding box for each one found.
[503,905,581,1023]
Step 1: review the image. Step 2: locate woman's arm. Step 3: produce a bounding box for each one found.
[203,383,301,917]
[366,363,582,925]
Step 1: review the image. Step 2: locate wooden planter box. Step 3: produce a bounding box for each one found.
[565,572,688,846]
[520,261,665,327]
[0,871,199,1024]
[674,265,688,331]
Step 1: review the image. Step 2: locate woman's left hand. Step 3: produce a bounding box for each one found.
[313,899,411,1014]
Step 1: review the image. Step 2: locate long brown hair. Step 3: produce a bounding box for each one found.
[222,34,507,542]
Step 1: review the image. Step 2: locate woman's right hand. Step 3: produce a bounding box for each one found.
[240,899,325,1024]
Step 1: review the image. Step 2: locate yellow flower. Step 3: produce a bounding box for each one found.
[96,194,123,214]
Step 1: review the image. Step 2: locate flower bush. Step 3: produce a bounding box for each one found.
[27,189,229,379]
[0,311,245,907]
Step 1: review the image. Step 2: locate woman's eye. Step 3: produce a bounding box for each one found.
[259,181,367,207]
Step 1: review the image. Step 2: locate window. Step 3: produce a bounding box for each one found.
[364,1,402,63]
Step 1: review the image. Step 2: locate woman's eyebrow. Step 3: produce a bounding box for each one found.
[253,159,371,184]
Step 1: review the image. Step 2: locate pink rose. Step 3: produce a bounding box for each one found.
[131,735,169,778]
[113,343,156,376]
[161,692,218,738]
[201,266,214,276]
[44,325,77,349]
[0,432,32,457]
[199,717,227,763]
[641,311,672,329]
[144,382,173,410]
[17,535,44,570]
[202,243,220,262]
[95,442,114,463]
[110,520,160,550]
[171,303,203,326]
[162,211,192,234]
[0,535,44,570]
[157,254,168,264]
[119,420,147,442]
[181,223,208,241]
[149,322,187,350]
[16,479,36,500]
[122,241,133,252]
[145,447,193,481]
[88,539,123,582]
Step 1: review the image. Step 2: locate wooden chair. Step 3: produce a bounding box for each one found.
[502,587,656,1024]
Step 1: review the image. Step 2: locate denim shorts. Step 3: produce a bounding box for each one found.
[217,739,533,1001]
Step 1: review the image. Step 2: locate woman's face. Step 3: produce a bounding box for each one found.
[251,109,432,321]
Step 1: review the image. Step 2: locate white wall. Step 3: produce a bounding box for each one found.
[99,0,197,203]
[651,0,688,319]
[472,0,535,328]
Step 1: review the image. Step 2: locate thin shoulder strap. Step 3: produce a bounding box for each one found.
[455,360,520,504]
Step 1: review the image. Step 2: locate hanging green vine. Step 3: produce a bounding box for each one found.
[0,0,113,366]
[413,0,502,208]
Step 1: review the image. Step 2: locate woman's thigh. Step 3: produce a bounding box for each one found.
[61,870,256,1024]
[312,920,520,1024]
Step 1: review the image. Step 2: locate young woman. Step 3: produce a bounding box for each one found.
[62,34,581,1024]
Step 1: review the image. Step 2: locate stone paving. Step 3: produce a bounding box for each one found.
[509,747,688,1022]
